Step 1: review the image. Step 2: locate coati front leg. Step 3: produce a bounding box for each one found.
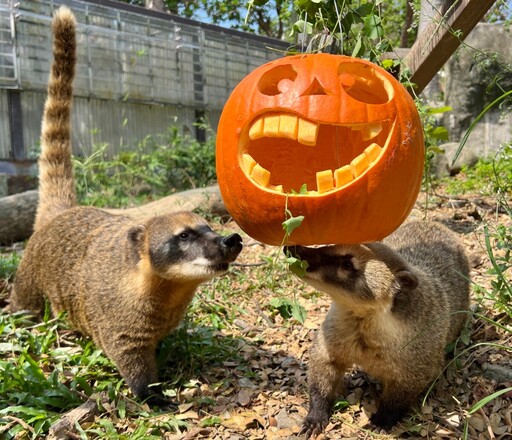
[105,340,172,407]
[302,338,347,437]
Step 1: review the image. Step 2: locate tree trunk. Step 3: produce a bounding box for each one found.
[0,190,38,245]
[0,185,228,245]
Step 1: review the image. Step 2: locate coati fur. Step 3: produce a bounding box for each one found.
[285,220,470,435]
[8,6,243,405]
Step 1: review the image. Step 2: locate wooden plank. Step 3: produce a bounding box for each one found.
[404,0,497,94]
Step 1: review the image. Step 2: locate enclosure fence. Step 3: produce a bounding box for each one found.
[0,0,288,162]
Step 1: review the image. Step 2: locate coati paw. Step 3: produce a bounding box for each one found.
[145,393,178,410]
[300,415,329,438]
[369,408,404,431]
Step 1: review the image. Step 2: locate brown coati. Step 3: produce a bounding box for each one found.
[7,6,242,406]
[284,220,470,435]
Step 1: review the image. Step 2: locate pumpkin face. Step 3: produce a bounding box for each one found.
[216,53,424,245]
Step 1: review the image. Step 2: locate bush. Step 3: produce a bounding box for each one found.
[74,125,217,208]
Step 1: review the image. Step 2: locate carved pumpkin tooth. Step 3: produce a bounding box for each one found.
[278,114,298,140]
[242,153,257,174]
[251,163,271,187]
[249,118,264,140]
[364,143,382,163]
[297,118,318,146]
[361,122,382,141]
[263,115,280,136]
[316,169,334,193]
[350,153,370,178]
[334,165,353,188]
[269,184,283,193]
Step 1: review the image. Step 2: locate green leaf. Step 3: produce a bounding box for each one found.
[291,302,307,324]
[355,3,375,17]
[201,416,222,427]
[286,256,309,278]
[351,35,362,58]
[426,145,445,154]
[282,209,304,235]
[293,19,313,35]
[427,106,452,114]
[381,59,395,69]
[468,387,512,414]
[429,126,449,141]
[269,298,293,319]
[117,399,126,419]
[269,297,306,323]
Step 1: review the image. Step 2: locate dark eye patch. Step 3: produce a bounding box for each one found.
[337,255,355,271]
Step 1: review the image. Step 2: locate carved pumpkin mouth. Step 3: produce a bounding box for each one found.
[239,113,393,194]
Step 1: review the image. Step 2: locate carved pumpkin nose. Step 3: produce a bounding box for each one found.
[302,78,328,96]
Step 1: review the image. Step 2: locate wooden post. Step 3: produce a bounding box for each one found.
[404,0,497,94]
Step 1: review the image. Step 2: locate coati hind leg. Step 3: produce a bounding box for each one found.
[6,261,46,318]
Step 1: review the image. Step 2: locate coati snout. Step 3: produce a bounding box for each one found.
[284,243,419,308]
[132,212,243,281]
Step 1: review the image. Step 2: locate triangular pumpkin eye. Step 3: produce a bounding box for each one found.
[258,64,297,96]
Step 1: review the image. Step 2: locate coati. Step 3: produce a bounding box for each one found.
[8,6,243,405]
[285,220,470,436]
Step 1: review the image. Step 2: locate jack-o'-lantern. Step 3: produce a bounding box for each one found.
[216,53,424,245]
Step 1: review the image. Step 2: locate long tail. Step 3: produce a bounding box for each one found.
[34,6,77,232]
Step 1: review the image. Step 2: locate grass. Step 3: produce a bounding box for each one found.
[442,143,512,196]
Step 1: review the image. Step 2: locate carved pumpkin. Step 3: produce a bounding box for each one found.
[216,53,424,245]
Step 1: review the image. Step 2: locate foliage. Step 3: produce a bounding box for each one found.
[483,221,512,317]
[74,125,216,208]
[485,0,512,30]
[127,0,292,38]
[209,0,292,39]
[443,144,512,197]
[0,253,20,284]
[289,0,417,61]
[417,103,451,192]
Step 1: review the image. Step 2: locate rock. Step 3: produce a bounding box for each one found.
[442,23,512,159]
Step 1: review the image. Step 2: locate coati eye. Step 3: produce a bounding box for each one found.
[339,257,355,271]
[179,232,190,240]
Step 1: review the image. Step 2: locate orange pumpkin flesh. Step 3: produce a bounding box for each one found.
[216,54,424,246]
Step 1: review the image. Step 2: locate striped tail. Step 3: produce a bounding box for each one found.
[34,6,77,231]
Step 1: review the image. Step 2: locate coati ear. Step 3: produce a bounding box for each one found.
[396,270,418,290]
[127,225,146,259]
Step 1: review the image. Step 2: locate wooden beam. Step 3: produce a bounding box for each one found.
[404,0,497,94]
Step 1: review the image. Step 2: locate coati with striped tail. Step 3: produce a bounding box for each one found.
[8,6,242,406]
[285,220,469,435]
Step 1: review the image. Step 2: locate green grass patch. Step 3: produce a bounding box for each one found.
[442,144,512,196]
